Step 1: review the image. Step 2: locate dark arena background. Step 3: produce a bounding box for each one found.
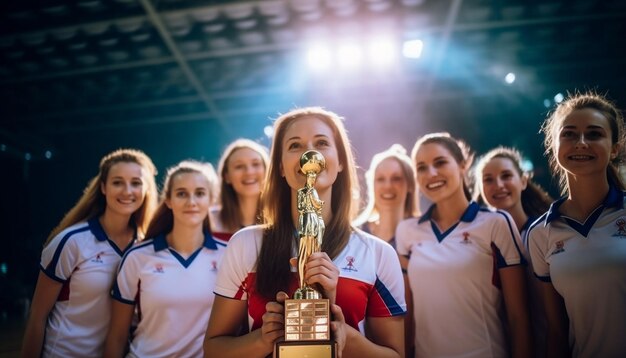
[1,0,626,355]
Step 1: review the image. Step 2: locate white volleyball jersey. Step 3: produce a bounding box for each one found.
[214,225,406,333]
[112,232,225,358]
[527,185,626,358]
[40,218,132,357]
[396,202,525,358]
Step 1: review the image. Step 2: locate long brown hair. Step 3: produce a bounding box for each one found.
[216,139,269,232]
[145,161,218,239]
[256,107,360,298]
[46,149,158,246]
[542,92,626,194]
[354,144,418,226]
[411,132,474,200]
[474,147,553,217]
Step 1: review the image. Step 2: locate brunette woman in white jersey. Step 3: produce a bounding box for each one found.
[474,146,553,355]
[527,93,626,358]
[396,133,532,358]
[21,149,158,358]
[210,139,268,242]
[105,161,224,358]
[204,107,406,358]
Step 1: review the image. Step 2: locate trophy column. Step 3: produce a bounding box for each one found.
[275,150,336,358]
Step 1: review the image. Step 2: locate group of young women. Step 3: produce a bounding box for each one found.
[21,92,626,357]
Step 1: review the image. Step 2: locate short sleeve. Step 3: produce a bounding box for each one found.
[526,226,551,282]
[367,241,406,317]
[40,232,80,283]
[214,227,261,300]
[491,211,525,268]
[395,219,413,256]
[111,250,141,305]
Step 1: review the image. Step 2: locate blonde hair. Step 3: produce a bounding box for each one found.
[46,149,158,246]
[145,160,218,239]
[354,144,417,226]
[542,92,625,194]
[216,139,269,232]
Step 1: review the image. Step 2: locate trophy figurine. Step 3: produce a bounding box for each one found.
[275,150,336,358]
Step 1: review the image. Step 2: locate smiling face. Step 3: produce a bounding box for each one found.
[166,171,211,228]
[280,116,343,196]
[101,162,147,217]
[373,157,409,212]
[224,147,266,199]
[414,142,465,204]
[555,108,619,179]
[481,157,527,212]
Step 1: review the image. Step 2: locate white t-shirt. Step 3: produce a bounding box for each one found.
[396,202,525,358]
[527,185,626,358]
[214,225,406,333]
[112,232,225,358]
[40,218,131,357]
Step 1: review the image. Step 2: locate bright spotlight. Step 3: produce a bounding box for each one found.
[45,150,52,159]
[337,43,362,69]
[504,72,516,84]
[305,44,332,71]
[25,153,32,161]
[554,93,564,103]
[368,38,396,67]
[543,99,551,108]
[402,39,423,59]
[263,125,274,138]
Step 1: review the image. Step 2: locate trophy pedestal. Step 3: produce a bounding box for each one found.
[274,298,336,358]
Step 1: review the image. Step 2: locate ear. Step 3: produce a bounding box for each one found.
[280,162,285,177]
[224,172,232,185]
[100,182,106,195]
[520,174,529,191]
[165,198,172,209]
[338,163,344,173]
[610,143,621,161]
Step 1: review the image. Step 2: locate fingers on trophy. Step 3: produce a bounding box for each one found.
[275,150,336,358]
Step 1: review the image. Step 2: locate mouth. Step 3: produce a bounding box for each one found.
[425,181,445,190]
[492,192,510,199]
[117,198,136,205]
[242,179,258,185]
[380,193,397,200]
[567,154,594,161]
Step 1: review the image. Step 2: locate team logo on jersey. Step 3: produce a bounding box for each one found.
[460,232,472,244]
[153,264,165,273]
[552,240,565,255]
[210,260,218,271]
[91,251,104,263]
[612,218,626,237]
[342,256,358,272]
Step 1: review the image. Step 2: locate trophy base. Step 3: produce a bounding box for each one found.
[274,340,336,358]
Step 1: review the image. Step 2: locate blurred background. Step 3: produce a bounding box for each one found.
[1,0,626,354]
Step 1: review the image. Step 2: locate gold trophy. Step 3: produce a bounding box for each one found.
[275,150,336,358]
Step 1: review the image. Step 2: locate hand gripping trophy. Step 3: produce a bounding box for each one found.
[275,150,336,358]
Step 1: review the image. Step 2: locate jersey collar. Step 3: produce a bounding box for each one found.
[152,229,219,251]
[545,184,624,224]
[418,201,480,224]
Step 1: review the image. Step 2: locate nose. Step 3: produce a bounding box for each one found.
[495,177,505,188]
[575,134,589,149]
[124,183,133,193]
[427,165,437,177]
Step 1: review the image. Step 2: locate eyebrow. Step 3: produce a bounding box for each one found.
[285,134,330,141]
[562,124,606,130]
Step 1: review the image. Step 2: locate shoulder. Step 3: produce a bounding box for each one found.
[349,229,397,257]
[209,206,228,233]
[525,212,550,243]
[45,221,92,249]
[227,225,264,256]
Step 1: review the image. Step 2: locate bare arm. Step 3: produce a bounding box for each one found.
[103,300,135,358]
[499,265,533,358]
[399,255,414,358]
[537,280,570,358]
[203,293,285,358]
[345,315,404,358]
[21,272,63,358]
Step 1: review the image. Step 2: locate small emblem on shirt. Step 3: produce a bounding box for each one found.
[552,240,565,255]
[342,256,358,272]
[210,260,218,271]
[460,232,472,244]
[613,218,626,237]
[153,264,165,273]
[91,251,104,263]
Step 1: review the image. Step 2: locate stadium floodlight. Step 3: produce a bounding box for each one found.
[402,39,423,59]
[305,43,332,71]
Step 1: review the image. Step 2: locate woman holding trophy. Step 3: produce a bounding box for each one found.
[204,107,406,358]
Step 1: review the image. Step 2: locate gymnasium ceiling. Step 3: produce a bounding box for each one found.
[1,0,626,161]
